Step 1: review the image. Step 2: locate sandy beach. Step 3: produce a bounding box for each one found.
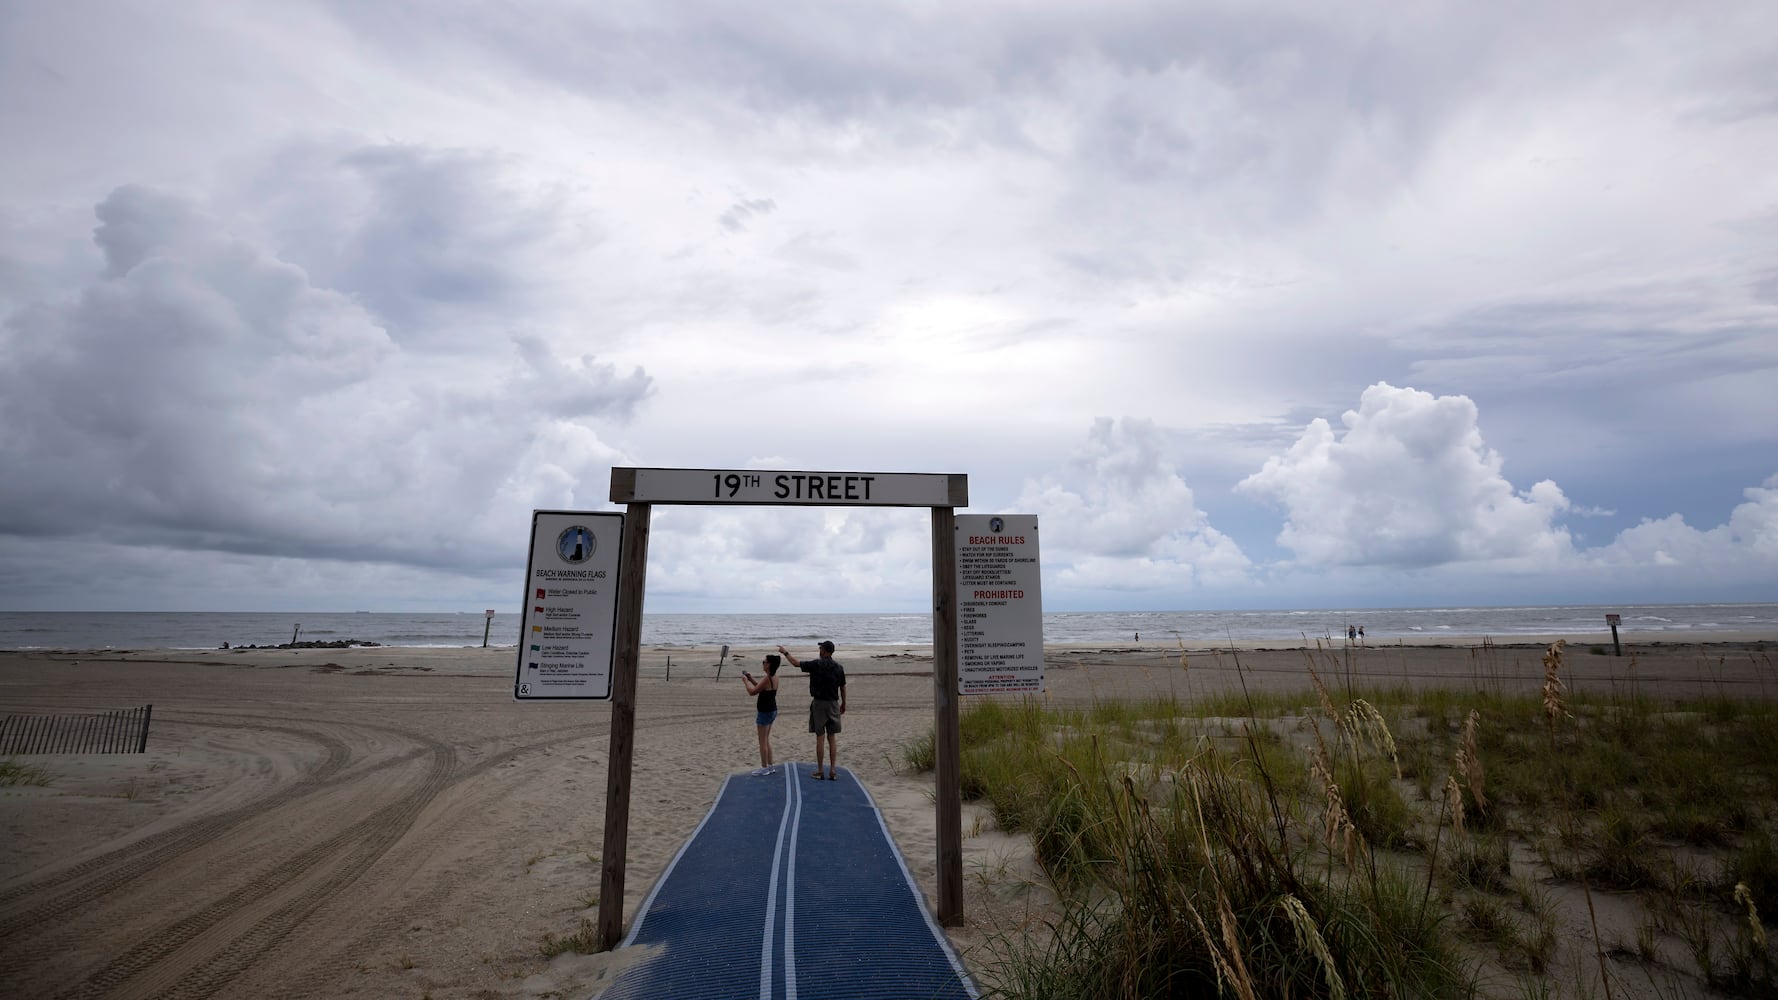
[2,634,1774,999]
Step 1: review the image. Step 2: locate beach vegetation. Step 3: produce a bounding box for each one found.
[909,643,1778,999]
[0,757,53,786]
[538,918,599,958]
[901,729,935,772]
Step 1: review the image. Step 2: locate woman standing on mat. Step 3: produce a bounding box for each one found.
[741,654,781,775]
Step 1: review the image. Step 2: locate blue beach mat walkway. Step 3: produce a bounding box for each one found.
[595,764,979,1000]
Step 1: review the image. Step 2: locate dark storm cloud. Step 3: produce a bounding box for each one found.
[316,3,1438,166]
[228,143,581,347]
[0,182,651,575]
[1752,270,1778,305]
[511,334,654,420]
[1388,284,1778,547]
[0,186,393,532]
[718,196,776,232]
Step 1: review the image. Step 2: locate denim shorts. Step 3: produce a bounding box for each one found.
[756,709,778,727]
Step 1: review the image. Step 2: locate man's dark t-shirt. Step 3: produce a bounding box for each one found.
[801,656,846,701]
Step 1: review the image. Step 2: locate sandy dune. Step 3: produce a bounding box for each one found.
[1,635,1772,998]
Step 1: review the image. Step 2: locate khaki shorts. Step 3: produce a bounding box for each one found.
[808,699,842,735]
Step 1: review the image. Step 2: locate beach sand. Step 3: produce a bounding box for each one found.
[2,634,1774,998]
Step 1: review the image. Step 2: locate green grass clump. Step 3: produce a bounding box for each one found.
[913,693,1470,998]
[900,646,1778,1000]
[0,758,52,786]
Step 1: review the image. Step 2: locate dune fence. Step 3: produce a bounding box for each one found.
[0,704,152,755]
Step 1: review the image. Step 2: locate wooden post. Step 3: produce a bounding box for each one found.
[931,505,963,926]
[597,502,652,951]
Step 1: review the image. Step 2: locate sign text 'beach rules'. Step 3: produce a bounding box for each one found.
[515,511,624,701]
[955,514,1043,694]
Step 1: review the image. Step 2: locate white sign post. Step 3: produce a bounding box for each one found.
[955,514,1043,694]
[514,511,624,701]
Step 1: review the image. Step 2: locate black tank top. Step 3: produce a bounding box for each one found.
[757,682,777,714]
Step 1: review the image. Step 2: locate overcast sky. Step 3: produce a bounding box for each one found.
[3,1,1775,614]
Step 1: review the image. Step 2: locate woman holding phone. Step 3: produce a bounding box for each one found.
[741,654,781,775]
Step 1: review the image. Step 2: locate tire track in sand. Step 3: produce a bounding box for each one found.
[0,719,356,943]
[16,707,729,999]
[55,735,458,1000]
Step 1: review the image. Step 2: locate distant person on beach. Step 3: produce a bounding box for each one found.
[778,640,847,781]
[1348,625,1357,641]
[740,654,781,775]
[1358,625,1365,643]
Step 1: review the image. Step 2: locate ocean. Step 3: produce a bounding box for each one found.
[0,604,1773,651]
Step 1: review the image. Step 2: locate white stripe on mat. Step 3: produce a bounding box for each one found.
[759,765,794,999]
[784,761,805,1000]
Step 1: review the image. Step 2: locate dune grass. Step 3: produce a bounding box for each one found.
[910,644,1778,999]
[0,757,53,786]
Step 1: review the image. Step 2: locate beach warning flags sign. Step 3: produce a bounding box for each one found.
[514,510,624,701]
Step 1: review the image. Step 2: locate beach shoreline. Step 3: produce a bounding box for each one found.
[15,627,1775,660]
[3,636,1774,997]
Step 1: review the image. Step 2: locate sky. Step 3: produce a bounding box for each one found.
[2,1,1775,614]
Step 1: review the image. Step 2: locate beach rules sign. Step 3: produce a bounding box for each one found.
[955,514,1043,694]
[515,511,624,701]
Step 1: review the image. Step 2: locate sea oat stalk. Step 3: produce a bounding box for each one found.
[1308,745,1362,867]
[1345,699,1401,778]
[1444,775,1466,839]
[1735,882,1767,949]
[1542,640,1571,730]
[1455,709,1487,812]
[1280,894,1346,1000]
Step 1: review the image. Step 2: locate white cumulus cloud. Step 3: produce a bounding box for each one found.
[1238,382,1575,568]
[1018,418,1251,595]
[1592,474,1778,570]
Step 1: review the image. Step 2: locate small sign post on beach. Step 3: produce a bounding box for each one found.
[1606,613,1622,657]
[513,511,624,701]
[955,515,1044,694]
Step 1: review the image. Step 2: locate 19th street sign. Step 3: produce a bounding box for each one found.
[611,467,966,507]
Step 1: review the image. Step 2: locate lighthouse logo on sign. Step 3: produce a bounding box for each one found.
[556,525,597,563]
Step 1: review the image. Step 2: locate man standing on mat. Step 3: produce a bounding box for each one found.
[778,640,846,780]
